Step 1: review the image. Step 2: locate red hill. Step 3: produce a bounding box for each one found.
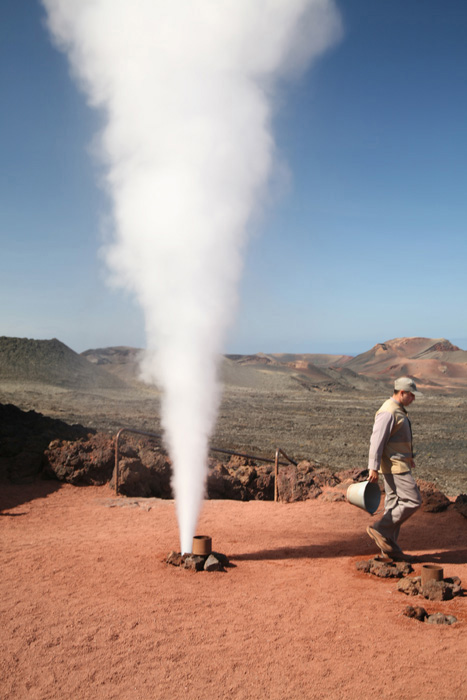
[344,337,467,390]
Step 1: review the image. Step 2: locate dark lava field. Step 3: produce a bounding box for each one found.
[1,375,466,496]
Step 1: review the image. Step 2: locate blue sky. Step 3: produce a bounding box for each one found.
[1,1,466,355]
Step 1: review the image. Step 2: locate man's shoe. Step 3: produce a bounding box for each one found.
[366,526,396,556]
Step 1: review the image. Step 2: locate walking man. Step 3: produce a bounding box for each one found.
[367,377,423,560]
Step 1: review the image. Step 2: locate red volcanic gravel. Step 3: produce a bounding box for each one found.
[1,482,466,699]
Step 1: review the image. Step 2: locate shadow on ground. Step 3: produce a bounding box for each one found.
[0,480,62,514]
[231,510,467,563]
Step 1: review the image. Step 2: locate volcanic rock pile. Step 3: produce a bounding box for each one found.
[356,558,413,578]
[166,550,230,572]
[0,402,93,483]
[415,480,451,512]
[357,557,463,626]
[44,433,114,485]
[397,574,463,601]
[454,494,467,518]
[403,606,458,625]
[399,571,462,625]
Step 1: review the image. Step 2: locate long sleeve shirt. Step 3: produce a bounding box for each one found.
[368,397,414,474]
[368,411,395,471]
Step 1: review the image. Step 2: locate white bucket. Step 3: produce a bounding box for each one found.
[346,480,381,515]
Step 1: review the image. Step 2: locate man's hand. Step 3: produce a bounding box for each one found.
[368,469,379,483]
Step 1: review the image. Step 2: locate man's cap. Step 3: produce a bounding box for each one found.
[394,376,422,395]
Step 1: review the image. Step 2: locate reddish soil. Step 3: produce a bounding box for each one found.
[1,483,466,699]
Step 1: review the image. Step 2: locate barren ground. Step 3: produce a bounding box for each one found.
[0,379,466,495]
[1,482,466,699]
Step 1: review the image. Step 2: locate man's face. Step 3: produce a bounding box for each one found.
[400,390,415,406]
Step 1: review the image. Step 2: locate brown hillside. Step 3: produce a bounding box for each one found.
[379,358,467,389]
[413,339,467,363]
[270,353,351,367]
[344,337,440,373]
[344,337,467,390]
[224,338,467,393]
[223,354,386,393]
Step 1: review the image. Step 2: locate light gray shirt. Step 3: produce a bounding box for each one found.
[368,410,395,471]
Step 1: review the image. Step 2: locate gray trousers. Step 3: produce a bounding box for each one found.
[373,471,422,545]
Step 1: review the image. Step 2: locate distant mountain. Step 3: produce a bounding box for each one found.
[224,352,351,369]
[2,336,465,394]
[0,337,127,390]
[339,337,467,390]
[269,353,352,368]
[81,346,144,384]
[224,338,467,392]
[81,338,467,392]
[223,352,385,392]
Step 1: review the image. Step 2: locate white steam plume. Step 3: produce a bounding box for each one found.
[42,0,341,553]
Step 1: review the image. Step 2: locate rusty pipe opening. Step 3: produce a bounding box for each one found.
[192,535,212,556]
